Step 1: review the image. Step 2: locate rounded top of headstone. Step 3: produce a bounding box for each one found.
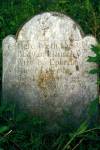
[17,12,84,42]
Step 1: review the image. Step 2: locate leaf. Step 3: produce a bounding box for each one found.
[62,122,88,150]
[75,121,88,135]
[85,0,92,12]
[87,56,99,63]
[87,44,100,65]
[97,80,100,85]
[88,98,98,117]
[0,16,4,22]
[0,148,4,150]
[91,45,100,55]
[89,69,100,74]
[0,126,9,134]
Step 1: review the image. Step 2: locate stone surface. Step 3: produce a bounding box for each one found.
[2,12,97,117]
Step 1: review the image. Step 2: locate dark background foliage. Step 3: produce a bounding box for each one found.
[0,0,100,149]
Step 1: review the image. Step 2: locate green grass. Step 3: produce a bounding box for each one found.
[0,99,99,150]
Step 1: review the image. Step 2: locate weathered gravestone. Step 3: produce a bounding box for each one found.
[2,12,97,119]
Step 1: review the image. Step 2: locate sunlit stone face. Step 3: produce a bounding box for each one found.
[2,12,97,117]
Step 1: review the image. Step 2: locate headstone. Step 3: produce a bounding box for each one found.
[2,12,97,118]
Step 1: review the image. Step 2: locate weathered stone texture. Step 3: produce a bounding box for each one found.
[2,12,97,117]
